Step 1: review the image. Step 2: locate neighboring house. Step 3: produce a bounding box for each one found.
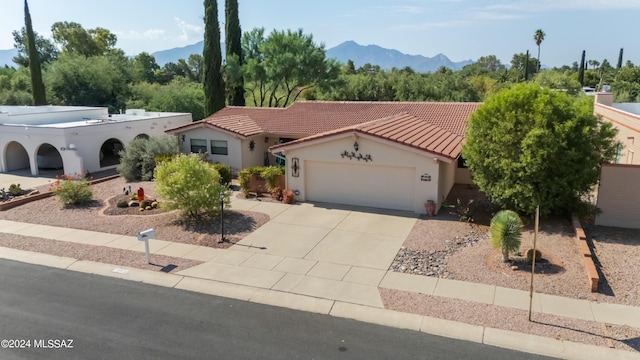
[593,92,640,228]
[0,106,191,177]
[594,92,640,165]
[595,163,640,229]
[166,101,480,214]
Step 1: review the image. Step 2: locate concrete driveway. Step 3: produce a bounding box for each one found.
[177,198,418,307]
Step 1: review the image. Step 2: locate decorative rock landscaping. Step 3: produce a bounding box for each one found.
[390,230,487,278]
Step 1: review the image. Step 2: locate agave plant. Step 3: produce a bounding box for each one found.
[490,210,523,262]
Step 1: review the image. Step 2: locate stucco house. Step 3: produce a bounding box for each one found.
[166,101,480,214]
[592,92,640,228]
[0,106,191,177]
[593,92,640,165]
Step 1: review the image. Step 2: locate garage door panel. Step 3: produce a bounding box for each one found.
[305,161,414,211]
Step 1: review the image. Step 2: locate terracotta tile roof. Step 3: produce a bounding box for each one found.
[165,114,263,138]
[166,101,480,157]
[271,112,465,159]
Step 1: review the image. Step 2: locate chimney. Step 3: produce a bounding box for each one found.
[594,92,613,107]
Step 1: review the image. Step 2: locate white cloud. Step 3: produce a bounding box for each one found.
[391,6,425,14]
[174,17,203,41]
[115,29,165,40]
[485,0,640,11]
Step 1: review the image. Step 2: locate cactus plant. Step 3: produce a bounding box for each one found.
[490,210,523,262]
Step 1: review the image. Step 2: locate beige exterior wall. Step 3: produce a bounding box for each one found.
[438,159,456,207]
[595,163,640,229]
[180,128,243,174]
[594,99,640,165]
[281,133,448,214]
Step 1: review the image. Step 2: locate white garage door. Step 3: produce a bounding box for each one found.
[305,161,415,211]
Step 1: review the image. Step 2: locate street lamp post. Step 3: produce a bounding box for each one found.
[218,190,226,243]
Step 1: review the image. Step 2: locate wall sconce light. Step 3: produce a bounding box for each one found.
[353,141,359,152]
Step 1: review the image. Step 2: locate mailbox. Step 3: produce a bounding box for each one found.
[137,228,155,241]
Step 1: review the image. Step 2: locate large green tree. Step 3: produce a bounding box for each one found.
[11,27,58,67]
[51,22,117,57]
[203,0,225,117]
[241,27,340,107]
[47,53,129,112]
[461,83,618,216]
[225,0,244,106]
[24,0,46,105]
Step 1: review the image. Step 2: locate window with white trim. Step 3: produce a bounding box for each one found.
[190,139,207,153]
[210,140,228,155]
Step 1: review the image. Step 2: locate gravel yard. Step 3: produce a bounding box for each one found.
[382,185,640,352]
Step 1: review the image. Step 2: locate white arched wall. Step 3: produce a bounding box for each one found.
[4,141,30,172]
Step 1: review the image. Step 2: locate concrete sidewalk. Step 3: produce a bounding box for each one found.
[1,198,639,359]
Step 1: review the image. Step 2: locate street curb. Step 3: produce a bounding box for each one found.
[1,248,639,360]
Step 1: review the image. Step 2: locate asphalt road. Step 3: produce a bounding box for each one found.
[0,259,556,360]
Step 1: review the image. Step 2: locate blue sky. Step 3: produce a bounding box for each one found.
[1,0,639,68]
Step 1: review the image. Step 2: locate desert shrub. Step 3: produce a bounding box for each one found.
[282,189,295,204]
[8,183,22,196]
[117,199,129,208]
[50,174,93,206]
[452,198,477,222]
[117,135,179,181]
[271,187,283,201]
[212,163,232,185]
[154,154,230,217]
[526,248,542,263]
[490,210,523,262]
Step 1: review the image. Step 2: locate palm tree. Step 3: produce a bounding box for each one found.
[533,29,545,71]
[490,210,523,262]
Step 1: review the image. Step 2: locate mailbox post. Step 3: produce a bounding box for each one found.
[137,228,155,263]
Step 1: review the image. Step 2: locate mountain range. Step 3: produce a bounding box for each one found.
[149,40,472,73]
[0,40,473,73]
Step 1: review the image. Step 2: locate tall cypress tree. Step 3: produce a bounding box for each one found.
[225,0,245,106]
[578,50,586,86]
[203,0,225,117]
[523,50,529,81]
[617,48,624,69]
[24,0,46,105]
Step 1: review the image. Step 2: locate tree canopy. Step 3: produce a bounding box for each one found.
[241,27,341,107]
[461,83,618,216]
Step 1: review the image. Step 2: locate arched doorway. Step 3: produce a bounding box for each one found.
[36,143,64,176]
[100,138,124,167]
[4,141,30,172]
[135,133,150,140]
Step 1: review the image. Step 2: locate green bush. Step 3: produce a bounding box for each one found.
[260,166,285,189]
[212,163,232,185]
[154,154,230,217]
[117,135,179,181]
[50,174,93,206]
[8,183,22,196]
[238,166,284,194]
